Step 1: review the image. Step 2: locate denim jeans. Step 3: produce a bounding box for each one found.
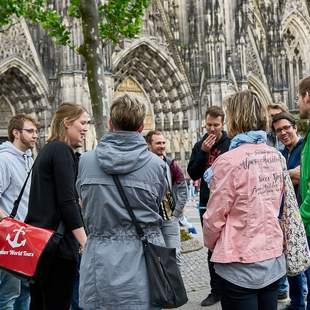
[219,275,279,310]
[278,275,289,295]
[303,237,310,310]
[287,273,307,310]
[161,218,181,268]
[71,256,82,310]
[14,279,30,310]
[0,270,20,310]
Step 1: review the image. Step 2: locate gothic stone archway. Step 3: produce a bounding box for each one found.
[0,57,50,146]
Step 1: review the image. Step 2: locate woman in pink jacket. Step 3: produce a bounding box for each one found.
[203,90,285,310]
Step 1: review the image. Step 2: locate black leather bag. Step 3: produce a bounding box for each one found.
[112,175,188,308]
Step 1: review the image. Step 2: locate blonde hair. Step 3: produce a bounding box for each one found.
[267,102,288,113]
[110,93,146,131]
[224,90,268,137]
[47,103,87,142]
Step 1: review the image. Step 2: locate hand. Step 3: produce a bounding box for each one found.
[201,134,216,152]
[289,166,300,186]
[0,210,7,220]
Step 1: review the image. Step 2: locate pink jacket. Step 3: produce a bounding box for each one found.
[203,143,284,263]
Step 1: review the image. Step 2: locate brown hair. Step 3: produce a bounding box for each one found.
[224,90,268,137]
[271,112,296,131]
[47,103,87,142]
[110,93,146,131]
[267,102,288,113]
[299,76,310,97]
[205,106,225,123]
[145,130,162,144]
[8,114,39,142]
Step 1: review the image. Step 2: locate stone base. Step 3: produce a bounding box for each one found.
[181,238,203,254]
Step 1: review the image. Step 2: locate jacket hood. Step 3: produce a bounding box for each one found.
[95,131,153,175]
[0,141,33,171]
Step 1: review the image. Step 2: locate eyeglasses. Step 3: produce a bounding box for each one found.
[275,125,292,134]
[20,128,39,135]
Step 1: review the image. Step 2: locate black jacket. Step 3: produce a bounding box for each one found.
[187,131,231,207]
[25,141,83,261]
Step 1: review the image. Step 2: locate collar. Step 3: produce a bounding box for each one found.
[229,130,267,150]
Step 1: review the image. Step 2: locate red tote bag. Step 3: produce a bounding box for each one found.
[0,168,64,281]
[0,217,53,277]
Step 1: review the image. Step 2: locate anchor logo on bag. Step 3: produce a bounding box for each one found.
[6,227,27,248]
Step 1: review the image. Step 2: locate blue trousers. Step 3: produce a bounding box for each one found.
[304,237,310,310]
[0,270,20,310]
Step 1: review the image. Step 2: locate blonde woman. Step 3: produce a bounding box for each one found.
[203,90,285,310]
[25,103,88,310]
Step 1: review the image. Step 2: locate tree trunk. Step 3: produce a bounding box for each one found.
[78,0,108,141]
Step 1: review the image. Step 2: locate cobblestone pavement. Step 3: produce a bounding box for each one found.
[179,199,290,310]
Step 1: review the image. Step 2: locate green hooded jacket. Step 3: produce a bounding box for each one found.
[300,129,310,236]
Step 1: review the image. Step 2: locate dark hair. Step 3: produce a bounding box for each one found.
[145,130,162,144]
[271,112,296,131]
[8,114,39,142]
[205,106,225,123]
[299,76,310,97]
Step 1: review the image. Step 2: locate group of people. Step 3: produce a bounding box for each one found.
[186,76,310,310]
[0,94,188,310]
[1,76,310,310]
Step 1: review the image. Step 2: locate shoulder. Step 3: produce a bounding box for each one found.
[45,141,73,157]
[46,140,71,151]
[218,132,231,147]
[79,150,96,167]
[212,149,235,169]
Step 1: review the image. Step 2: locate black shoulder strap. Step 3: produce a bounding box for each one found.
[10,167,33,218]
[112,175,145,239]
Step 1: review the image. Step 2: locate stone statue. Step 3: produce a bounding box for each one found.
[164,131,171,154]
[172,130,181,153]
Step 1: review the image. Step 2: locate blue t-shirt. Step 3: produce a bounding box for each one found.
[281,138,303,205]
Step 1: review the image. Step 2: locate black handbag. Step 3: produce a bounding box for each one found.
[112,175,188,308]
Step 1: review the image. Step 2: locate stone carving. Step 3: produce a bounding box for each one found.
[164,130,171,153]
[172,130,181,153]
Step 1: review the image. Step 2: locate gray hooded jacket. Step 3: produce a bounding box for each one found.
[77,131,167,310]
[0,141,33,220]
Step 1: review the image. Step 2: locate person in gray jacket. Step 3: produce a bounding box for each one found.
[146,130,187,268]
[0,114,38,310]
[76,93,166,310]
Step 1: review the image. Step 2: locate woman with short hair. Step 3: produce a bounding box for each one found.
[203,90,285,310]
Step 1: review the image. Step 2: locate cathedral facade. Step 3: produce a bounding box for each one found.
[0,0,309,167]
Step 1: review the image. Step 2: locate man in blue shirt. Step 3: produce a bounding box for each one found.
[272,112,305,310]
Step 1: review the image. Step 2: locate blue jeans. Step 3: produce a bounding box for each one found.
[287,273,307,310]
[14,279,30,310]
[161,218,181,268]
[0,270,20,310]
[278,275,289,295]
[304,237,310,310]
[71,256,82,310]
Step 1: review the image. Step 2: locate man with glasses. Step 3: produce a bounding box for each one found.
[272,112,306,310]
[187,106,230,307]
[0,114,38,310]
